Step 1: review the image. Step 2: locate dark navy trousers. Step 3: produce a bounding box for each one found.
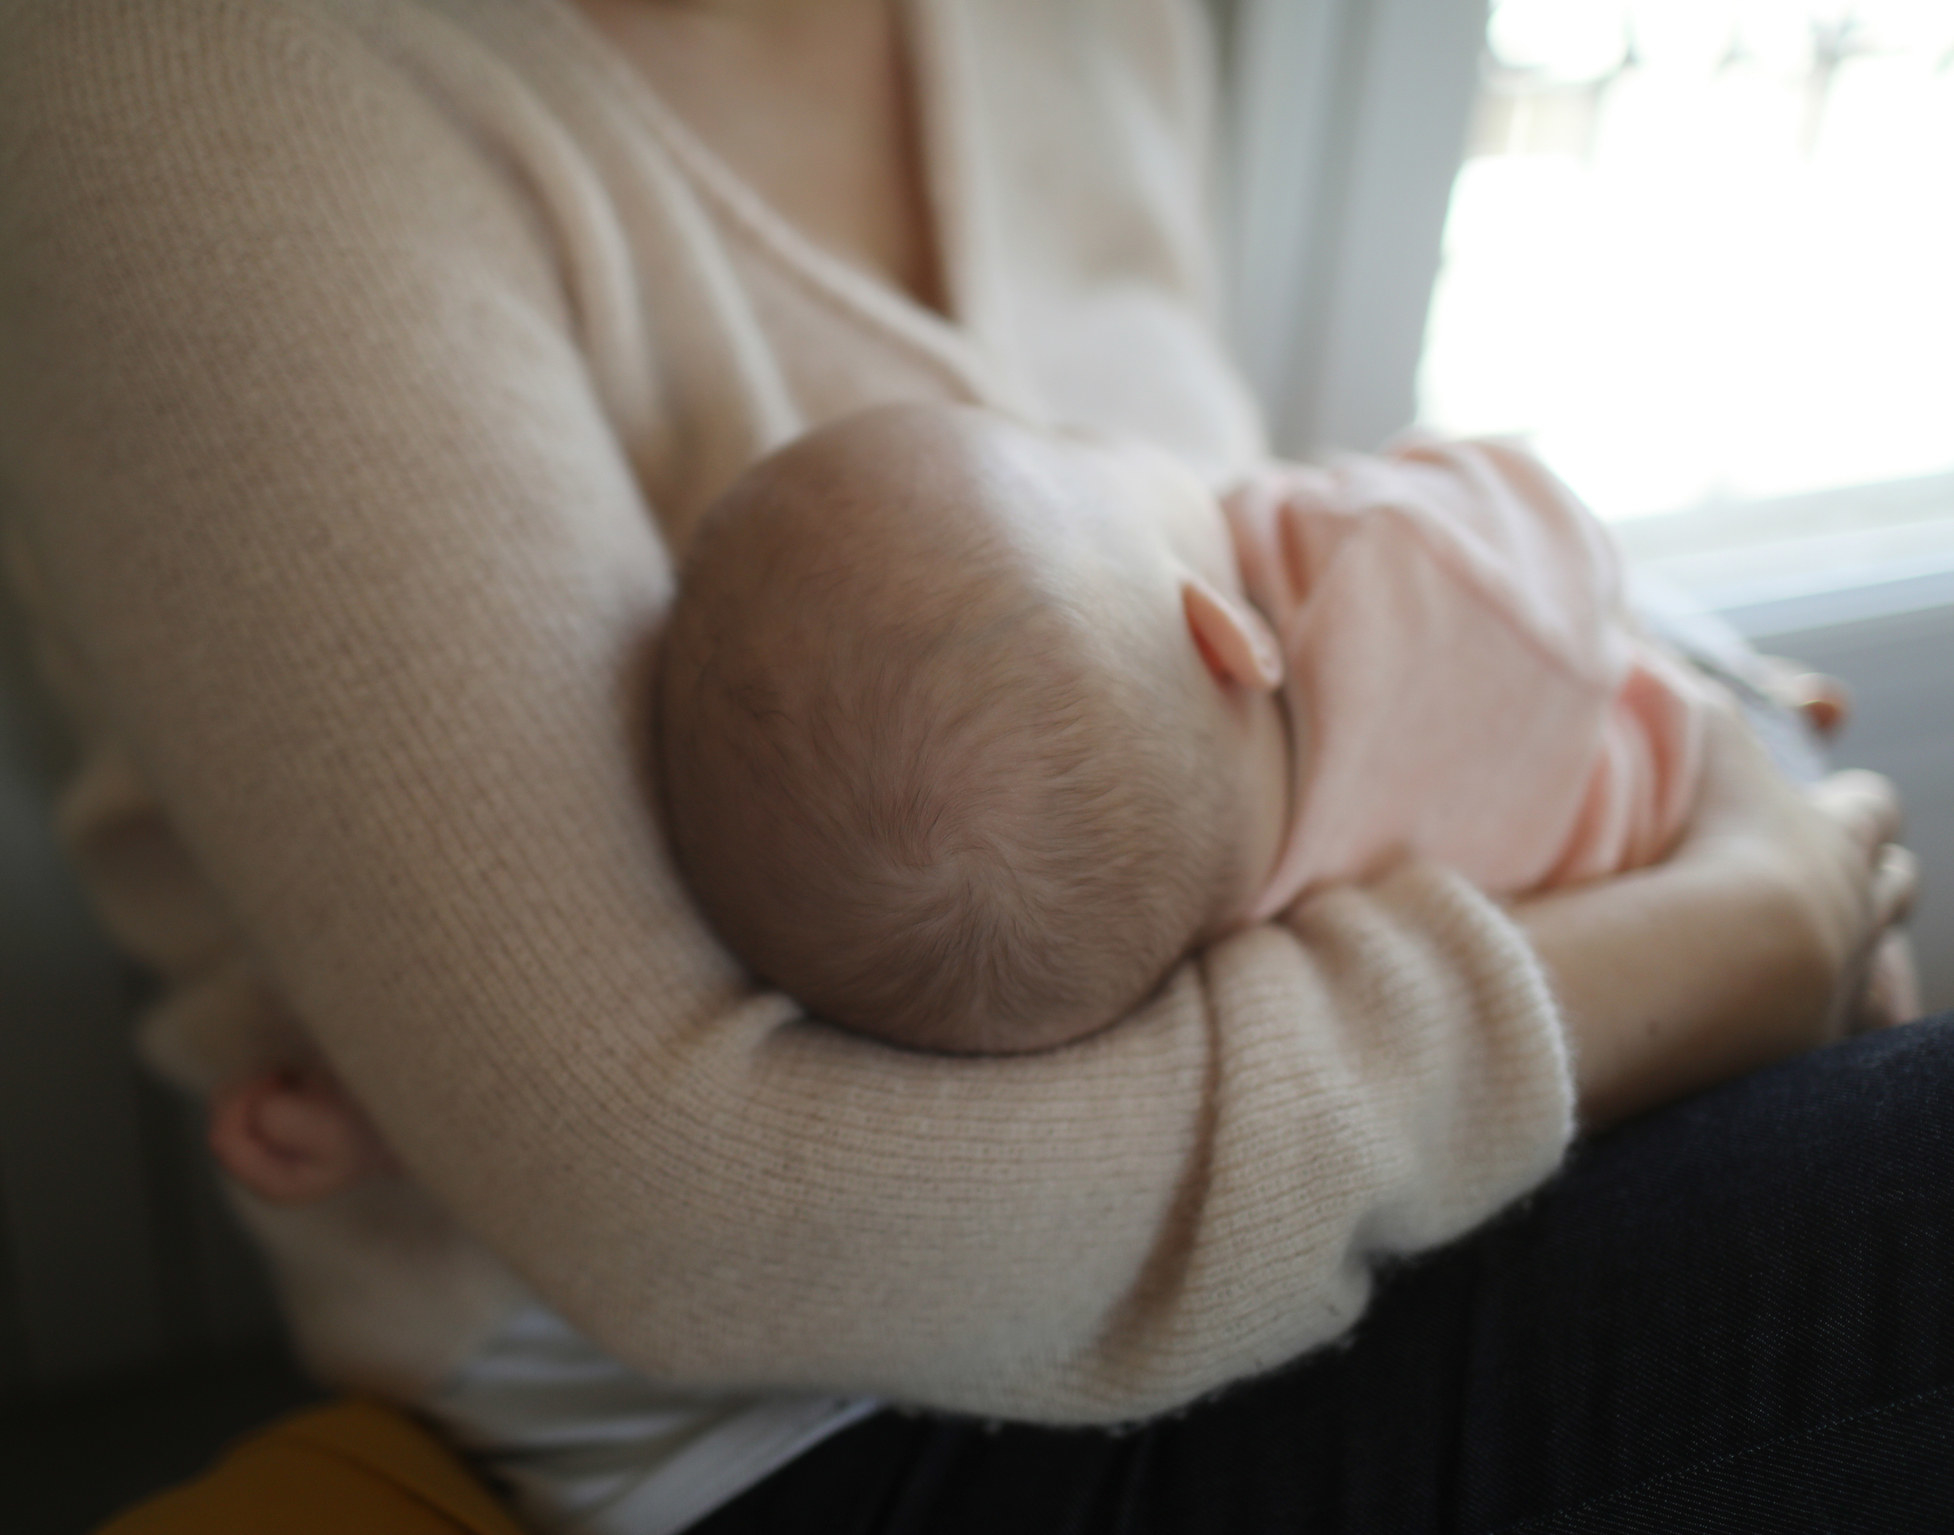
[694,1015,1954,1533]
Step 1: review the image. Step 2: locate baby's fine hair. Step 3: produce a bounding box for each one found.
[654,406,1234,1053]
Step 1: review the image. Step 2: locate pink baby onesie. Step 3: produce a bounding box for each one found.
[1228,438,1709,924]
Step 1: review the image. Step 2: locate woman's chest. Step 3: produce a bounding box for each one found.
[563,0,943,315]
[471,0,1264,534]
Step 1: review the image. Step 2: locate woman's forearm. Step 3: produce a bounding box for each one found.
[1520,702,1909,1132]
[1521,857,1819,1129]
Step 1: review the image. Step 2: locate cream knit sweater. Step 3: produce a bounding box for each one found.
[0,0,1573,1423]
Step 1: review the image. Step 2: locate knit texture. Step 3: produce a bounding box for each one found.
[0,0,1573,1423]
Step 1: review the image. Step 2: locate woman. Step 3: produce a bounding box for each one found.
[0,0,1936,1529]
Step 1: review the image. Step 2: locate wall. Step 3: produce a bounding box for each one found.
[1746,600,1954,1014]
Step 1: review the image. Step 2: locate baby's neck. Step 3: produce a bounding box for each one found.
[1207,677,1296,937]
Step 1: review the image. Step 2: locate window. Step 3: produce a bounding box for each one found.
[1418,0,1954,610]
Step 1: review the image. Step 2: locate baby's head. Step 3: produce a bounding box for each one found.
[655,404,1289,1052]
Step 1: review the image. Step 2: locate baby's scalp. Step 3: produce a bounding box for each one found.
[654,404,1238,1053]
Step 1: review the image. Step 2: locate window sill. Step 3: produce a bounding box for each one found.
[1614,471,1954,640]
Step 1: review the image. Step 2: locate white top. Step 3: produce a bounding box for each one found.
[429,1302,878,1535]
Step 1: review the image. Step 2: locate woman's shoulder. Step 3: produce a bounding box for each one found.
[1,0,544,163]
[0,0,567,320]
[3,0,386,94]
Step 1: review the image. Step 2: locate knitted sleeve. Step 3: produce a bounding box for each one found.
[0,0,1572,1423]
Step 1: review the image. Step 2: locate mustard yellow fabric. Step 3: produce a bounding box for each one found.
[99,1399,529,1535]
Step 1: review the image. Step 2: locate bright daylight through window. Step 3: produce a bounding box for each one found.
[1418,0,1954,607]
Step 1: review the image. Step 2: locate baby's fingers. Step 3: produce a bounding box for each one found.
[1791,674,1850,739]
[1759,656,1851,739]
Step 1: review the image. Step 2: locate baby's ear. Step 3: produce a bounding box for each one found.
[208,1063,394,1206]
[1182,576,1283,693]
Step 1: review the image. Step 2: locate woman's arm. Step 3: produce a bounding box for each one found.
[1524,697,1913,1129]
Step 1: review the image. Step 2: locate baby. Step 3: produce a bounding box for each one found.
[652,403,1710,1053]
